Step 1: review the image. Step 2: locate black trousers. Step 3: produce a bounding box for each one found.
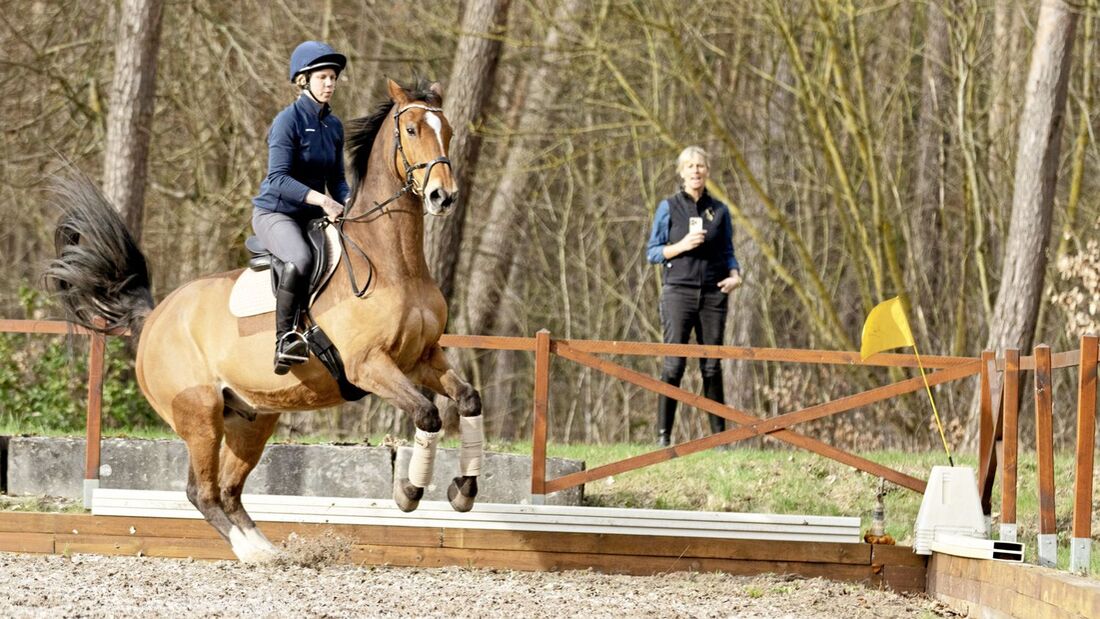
[658,285,728,440]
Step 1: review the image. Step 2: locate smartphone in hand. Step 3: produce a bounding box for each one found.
[689,217,703,234]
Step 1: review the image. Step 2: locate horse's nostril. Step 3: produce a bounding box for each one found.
[441,193,455,208]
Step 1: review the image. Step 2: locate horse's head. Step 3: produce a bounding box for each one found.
[387,79,457,216]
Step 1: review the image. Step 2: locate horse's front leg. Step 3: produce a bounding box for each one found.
[413,346,483,512]
[350,352,442,513]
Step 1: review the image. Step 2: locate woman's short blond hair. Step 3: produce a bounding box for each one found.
[677,145,708,170]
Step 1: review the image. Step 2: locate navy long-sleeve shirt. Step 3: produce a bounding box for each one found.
[252,94,350,216]
[646,190,739,287]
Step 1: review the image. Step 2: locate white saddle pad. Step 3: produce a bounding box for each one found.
[229,224,342,318]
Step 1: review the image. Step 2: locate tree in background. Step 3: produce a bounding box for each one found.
[424,0,511,305]
[986,1,1079,367]
[102,0,165,241]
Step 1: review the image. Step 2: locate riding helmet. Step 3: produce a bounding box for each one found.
[288,41,347,82]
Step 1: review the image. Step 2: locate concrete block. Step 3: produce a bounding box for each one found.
[6,436,584,506]
[7,437,393,499]
[247,443,392,498]
[8,436,85,498]
[395,445,584,505]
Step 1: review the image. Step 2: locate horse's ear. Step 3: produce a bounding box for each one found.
[430,81,444,98]
[387,79,408,105]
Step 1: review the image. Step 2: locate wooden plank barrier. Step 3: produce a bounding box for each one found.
[0,509,927,592]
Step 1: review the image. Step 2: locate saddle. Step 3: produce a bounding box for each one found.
[229,220,340,318]
[229,219,367,402]
[244,218,332,294]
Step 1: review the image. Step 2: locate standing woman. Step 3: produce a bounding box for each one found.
[645,146,742,446]
[252,41,349,374]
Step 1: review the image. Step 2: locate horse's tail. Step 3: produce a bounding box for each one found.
[44,175,155,338]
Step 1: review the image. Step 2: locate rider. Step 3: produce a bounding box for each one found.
[252,41,349,374]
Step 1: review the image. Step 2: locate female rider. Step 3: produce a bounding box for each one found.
[252,41,349,374]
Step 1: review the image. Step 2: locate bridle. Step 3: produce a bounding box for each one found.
[342,103,452,223]
[335,102,453,297]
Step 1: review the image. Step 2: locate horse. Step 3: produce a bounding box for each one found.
[45,79,484,563]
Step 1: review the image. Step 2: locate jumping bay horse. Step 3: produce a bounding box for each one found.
[45,79,483,562]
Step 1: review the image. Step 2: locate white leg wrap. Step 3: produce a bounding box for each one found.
[408,429,442,488]
[459,415,484,477]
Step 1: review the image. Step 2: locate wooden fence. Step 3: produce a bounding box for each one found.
[1,319,1096,570]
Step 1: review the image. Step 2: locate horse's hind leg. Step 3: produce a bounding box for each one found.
[173,386,274,563]
[349,353,442,513]
[219,411,282,559]
[414,346,483,512]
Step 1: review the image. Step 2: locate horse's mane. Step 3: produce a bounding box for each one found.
[345,78,442,205]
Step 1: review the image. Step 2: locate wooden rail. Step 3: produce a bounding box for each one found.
[0,511,927,591]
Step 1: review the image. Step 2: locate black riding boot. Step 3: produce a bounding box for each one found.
[273,262,309,375]
[657,394,677,446]
[703,375,726,434]
[703,375,729,453]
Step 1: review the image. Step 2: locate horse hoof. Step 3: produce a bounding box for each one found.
[447,476,477,513]
[229,526,281,564]
[393,478,423,513]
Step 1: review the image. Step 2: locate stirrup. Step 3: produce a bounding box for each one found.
[273,330,309,375]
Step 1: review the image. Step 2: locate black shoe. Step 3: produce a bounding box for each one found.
[274,331,309,375]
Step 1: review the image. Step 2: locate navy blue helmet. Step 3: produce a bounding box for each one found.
[288,41,346,83]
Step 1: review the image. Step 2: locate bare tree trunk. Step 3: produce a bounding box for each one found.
[102,0,165,241]
[987,0,1024,190]
[461,0,580,337]
[976,1,1078,438]
[424,0,511,303]
[909,0,950,299]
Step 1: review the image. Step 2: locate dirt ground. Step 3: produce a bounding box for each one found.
[0,551,958,619]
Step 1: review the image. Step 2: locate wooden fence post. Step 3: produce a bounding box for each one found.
[1033,344,1056,567]
[1071,335,1098,573]
[1001,348,1020,542]
[530,329,551,504]
[84,317,107,509]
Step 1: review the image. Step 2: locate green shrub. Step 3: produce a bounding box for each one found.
[0,332,157,433]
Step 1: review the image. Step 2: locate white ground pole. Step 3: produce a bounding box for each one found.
[1070,538,1091,574]
[1037,533,1058,568]
[999,523,1017,543]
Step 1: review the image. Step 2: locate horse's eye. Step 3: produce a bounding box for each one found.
[405,125,416,136]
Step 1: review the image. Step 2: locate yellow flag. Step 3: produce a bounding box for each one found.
[860,297,915,360]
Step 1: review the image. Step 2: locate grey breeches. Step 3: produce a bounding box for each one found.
[252,207,313,275]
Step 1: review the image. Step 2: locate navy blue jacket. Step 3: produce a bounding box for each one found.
[253,94,350,216]
[646,190,739,287]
